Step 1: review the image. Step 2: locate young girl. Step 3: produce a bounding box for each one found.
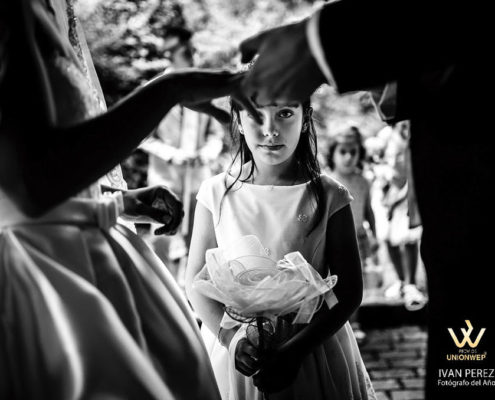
[186,99,376,399]
[326,126,378,272]
[326,126,379,340]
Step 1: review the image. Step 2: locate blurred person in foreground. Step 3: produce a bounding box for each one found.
[0,0,259,398]
[238,1,494,398]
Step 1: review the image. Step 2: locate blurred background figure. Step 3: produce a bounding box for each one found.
[380,121,427,311]
[326,124,380,342]
[140,27,224,285]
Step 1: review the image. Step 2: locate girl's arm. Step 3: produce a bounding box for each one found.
[253,205,363,392]
[364,186,377,238]
[185,202,262,376]
[364,190,380,254]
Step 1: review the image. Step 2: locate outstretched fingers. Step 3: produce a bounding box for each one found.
[214,72,262,125]
[185,102,230,125]
[177,71,261,124]
[231,91,262,125]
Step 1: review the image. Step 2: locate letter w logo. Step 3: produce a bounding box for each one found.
[448,320,486,348]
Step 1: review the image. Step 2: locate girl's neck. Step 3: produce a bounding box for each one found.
[250,160,301,186]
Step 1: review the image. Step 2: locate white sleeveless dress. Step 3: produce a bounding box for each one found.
[196,172,376,400]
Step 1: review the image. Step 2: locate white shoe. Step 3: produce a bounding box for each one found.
[384,280,404,300]
[403,284,427,311]
[351,323,367,344]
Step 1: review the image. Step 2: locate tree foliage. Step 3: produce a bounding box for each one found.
[77,0,384,187]
[78,0,185,104]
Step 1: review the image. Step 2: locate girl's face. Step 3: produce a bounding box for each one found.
[239,103,303,168]
[333,142,360,175]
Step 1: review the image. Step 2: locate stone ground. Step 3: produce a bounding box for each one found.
[360,325,427,400]
[358,258,428,400]
[355,249,429,400]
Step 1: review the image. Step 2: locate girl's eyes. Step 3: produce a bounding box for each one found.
[277,109,294,119]
[339,149,358,157]
[245,108,294,120]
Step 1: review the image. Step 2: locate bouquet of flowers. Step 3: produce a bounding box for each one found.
[193,235,338,350]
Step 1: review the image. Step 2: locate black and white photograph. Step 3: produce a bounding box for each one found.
[1,0,493,399]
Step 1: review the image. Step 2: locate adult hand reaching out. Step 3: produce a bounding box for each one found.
[239,20,326,107]
[1,68,260,216]
[153,69,262,125]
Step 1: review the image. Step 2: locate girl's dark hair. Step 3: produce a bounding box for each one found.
[221,99,325,236]
[326,126,366,170]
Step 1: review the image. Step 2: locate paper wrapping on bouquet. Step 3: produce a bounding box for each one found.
[193,235,338,326]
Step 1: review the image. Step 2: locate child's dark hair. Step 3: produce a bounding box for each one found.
[326,125,366,171]
[221,99,325,236]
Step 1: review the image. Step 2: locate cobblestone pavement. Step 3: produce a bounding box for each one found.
[360,325,427,400]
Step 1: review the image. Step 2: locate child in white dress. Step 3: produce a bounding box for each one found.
[186,99,376,399]
[326,125,378,341]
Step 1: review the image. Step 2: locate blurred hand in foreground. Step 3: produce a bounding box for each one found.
[239,21,326,107]
[158,69,263,125]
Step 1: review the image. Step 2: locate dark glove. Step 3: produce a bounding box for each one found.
[122,185,184,235]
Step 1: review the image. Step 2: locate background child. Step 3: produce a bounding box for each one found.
[186,99,376,399]
[326,125,379,341]
[381,122,426,311]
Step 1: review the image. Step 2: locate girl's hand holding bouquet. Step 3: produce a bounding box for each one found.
[235,338,260,377]
[252,343,305,394]
[193,235,339,384]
